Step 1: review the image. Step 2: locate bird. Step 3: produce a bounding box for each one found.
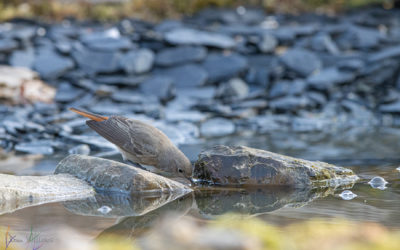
[69,107,193,181]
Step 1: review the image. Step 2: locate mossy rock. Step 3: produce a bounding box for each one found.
[194,145,358,188]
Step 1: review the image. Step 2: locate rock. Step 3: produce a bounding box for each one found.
[157,64,208,88]
[14,141,54,155]
[216,78,249,101]
[54,155,192,195]
[8,48,35,68]
[81,33,133,51]
[156,46,207,66]
[68,144,91,155]
[203,53,248,83]
[33,49,74,79]
[200,118,235,137]
[72,47,121,74]
[380,101,400,113]
[120,48,154,74]
[269,80,306,98]
[368,176,388,190]
[0,66,55,104]
[258,34,277,53]
[269,96,312,112]
[194,145,358,188]
[55,82,84,103]
[165,28,235,49]
[0,173,94,215]
[307,67,355,91]
[311,33,339,54]
[94,74,147,87]
[140,76,175,103]
[0,38,18,52]
[339,190,357,200]
[280,49,322,77]
[368,45,400,62]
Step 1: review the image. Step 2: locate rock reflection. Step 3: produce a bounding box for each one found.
[194,186,348,216]
[63,191,192,218]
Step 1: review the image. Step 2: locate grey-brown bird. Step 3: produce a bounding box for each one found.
[70,107,193,180]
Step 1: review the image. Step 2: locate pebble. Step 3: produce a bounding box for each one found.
[156,46,207,66]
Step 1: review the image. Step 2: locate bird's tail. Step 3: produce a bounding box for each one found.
[69,107,108,122]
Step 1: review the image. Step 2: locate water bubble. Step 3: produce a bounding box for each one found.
[339,190,357,200]
[97,205,112,214]
[368,176,388,190]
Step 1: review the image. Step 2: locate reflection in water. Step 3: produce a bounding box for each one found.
[63,190,192,218]
[97,193,194,239]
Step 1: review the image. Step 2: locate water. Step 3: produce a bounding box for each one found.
[1,130,400,247]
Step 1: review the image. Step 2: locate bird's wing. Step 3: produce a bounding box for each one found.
[86,116,159,158]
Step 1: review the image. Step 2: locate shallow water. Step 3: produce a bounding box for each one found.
[1,130,400,248]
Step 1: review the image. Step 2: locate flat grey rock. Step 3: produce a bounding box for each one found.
[165,28,235,49]
[280,48,321,77]
[55,155,192,196]
[203,53,248,83]
[157,64,208,88]
[200,118,235,137]
[194,145,358,188]
[156,46,207,66]
[120,48,154,74]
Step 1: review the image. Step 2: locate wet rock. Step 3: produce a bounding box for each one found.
[307,67,355,91]
[55,155,192,195]
[165,28,235,49]
[280,49,322,77]
[368,176,388,190]
[68,144,91,155]
[156,46,207,66]
[203,53,248,83]
[216,78,249,101]
[140,76,175,103]
[158,64,208,88]
[339,190,357,200]
[120,48,154,74]
[33,48,74,79]
[200,118,235,137]
[194,145,358,188]
[0,173,94,215]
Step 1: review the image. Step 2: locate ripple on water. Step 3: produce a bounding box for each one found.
[339,190,357,200]
[368,176,388,190]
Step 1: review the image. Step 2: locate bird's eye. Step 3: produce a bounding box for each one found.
[178,168,184,173]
